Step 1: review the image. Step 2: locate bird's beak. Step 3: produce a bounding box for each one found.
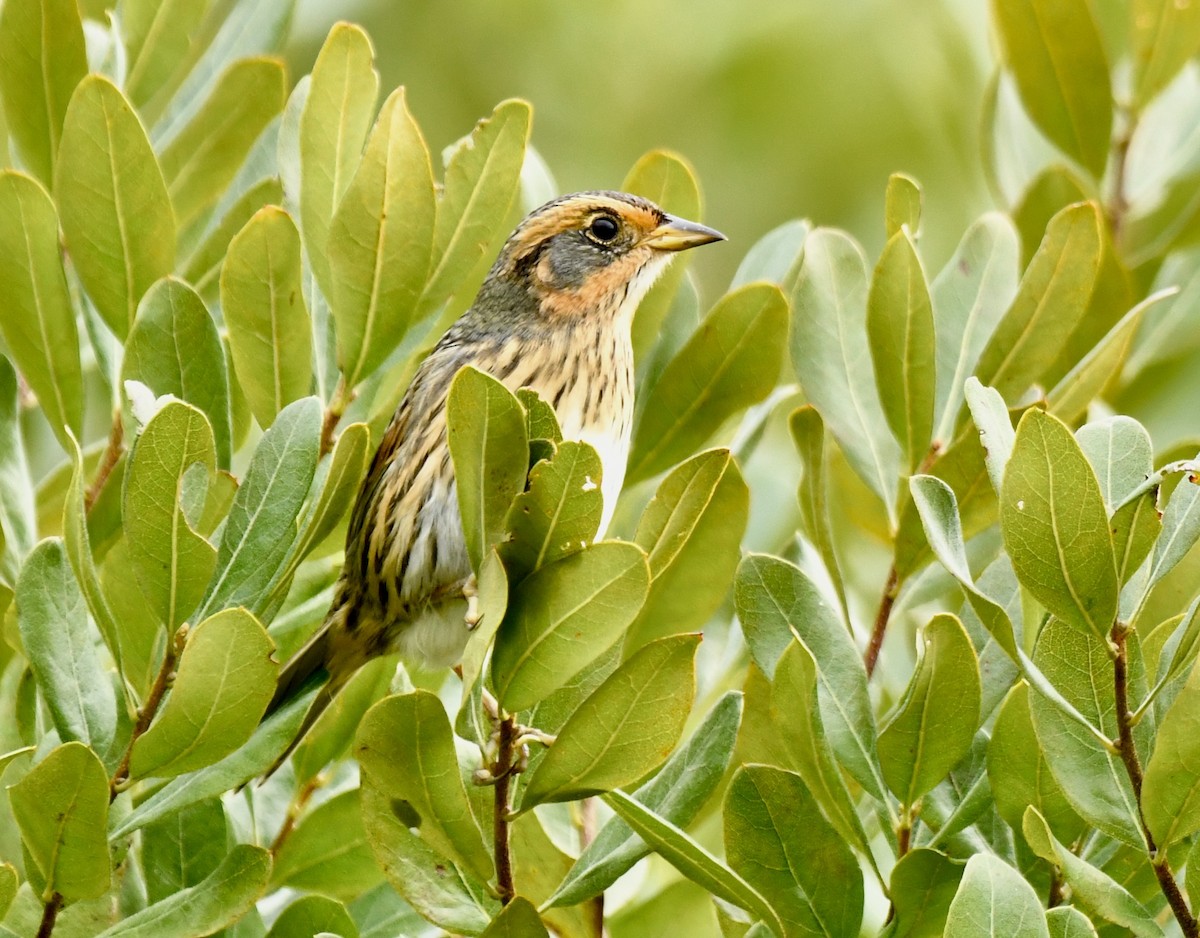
[642,214,726,251]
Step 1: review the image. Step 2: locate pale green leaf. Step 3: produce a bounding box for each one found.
[271,789,382,901]
[356,690,493,883]
[730,220,809,291]
[221,205,313,427]
[481,898,548,938]
[878,613,981,804]
[944,854,1050,938]
[8,742,110,901]
[130,608,277,778]
[1142,654,1200,848]
[520,634,698,808]
[0,357,37,578]
[1001,409,1118,643]
[885,172,922,239]
[963,378,1014,495]
[888,849,965,938]
[628,283,787,483]
[265,895,358,938]
[57,75,175,339]
[789,405,848,618]
[492,541,649,712]
[120,0,211,108]
[140,799,227,904]
[0,171,84,450]
[1131,0,1200,106]
[0,0,86,185]
[328,86,436,388]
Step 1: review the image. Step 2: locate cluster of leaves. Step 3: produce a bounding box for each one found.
[2,1,1200,938]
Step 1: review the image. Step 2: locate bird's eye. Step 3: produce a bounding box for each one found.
[588,215,620,243]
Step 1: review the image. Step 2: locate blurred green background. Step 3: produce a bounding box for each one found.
[286,0,992,296]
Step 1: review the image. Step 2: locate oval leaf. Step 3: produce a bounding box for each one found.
[944,854,1051,938]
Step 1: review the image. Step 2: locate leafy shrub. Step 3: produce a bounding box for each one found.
[0,1,1199,937]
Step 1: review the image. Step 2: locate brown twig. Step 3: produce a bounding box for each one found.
[1107,107,1139,247]
[319,377,353,458]
[578,798,604,935]
[269,774,322,856]
[864,565,899,678]
[85,411,124,513]
[36,892,62,938]
[1046,867,1064,909]
[109,626,186,799]
[1112,621,1199,937]
[492,714,517,904]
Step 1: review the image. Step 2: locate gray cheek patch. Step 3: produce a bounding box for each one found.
[543,233,617,288]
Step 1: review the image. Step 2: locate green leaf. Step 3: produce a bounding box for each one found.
[1142,654,1200,848]
[420,99,531,315]
[628,283,787,484]
[499,440,604,583]
[867,228,936,472]
[0,357,35,578]
[122,400,218,630]
[0,171,84,450]
[271,789,382,901]
[731,220,809,291]
[963,378,1015,495]
[56,75,175,340]
[520,633,699,808]
[481,898,548,938]
[8,742,110,901]
[122,278,232,468]
[291,654,392,785]
[626,448,748,651]
[1022,807,1162,937]
[360,785,496,935]
[974,203,1103,401]
[93,844,270,938]
[130,608,277,778]
[725,764,862,938]
[266,896,358,938]
[0,0,86,185]
[0,863,15,919]
[547,691,742,907]
[1145,465,1200,592]
[356,690,493,883]
[602,788,784,937]
[944,854,1051,938]
[140,799,227,904]
[1046,289,1175,425]
[159,57,287,226]
[987,684,1084,844]
[991,0,1112,176]
[878,613,981,804]
[221,206,313,427]
[734,553,885,800]
[1076,416,1153,512]
[771,641,873,860]
[888,849,965,938]
[1002,409,1118,643]
[1046,908,1098,938]
[99,538,165,697]
[1028,619,1143,845]
[791,228,900,523]
[1131,0,1200,106]
[198,396,322,618]
[109,686,317,838]
[120,0,211,108]
[789,405,848,618]
[299,22,378,300]
[328,86,436,388]
[623,151,703,366]
[931,213,1019,443]
[447,366,530,573]
[16,539,118,757]
[885,172,922,239]
[491,541,649,712]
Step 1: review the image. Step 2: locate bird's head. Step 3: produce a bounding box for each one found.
[480,190,724,323]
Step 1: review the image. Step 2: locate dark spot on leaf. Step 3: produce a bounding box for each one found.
[391,798,422,829]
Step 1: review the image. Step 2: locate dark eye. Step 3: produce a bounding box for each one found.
[588,215,620,243]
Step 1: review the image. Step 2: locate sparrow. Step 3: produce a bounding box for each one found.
[265,190,724,753]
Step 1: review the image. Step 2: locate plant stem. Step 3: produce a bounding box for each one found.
[109,625,186,798]
[1108,106,1139,247]
[269,774,322,856]
[492,714,517,904]
[319,376,353,458]
[864,565,898,678]
[1112,621,1199,937]
[36,892,62,938]
[85,410,124,513]
[578,798,604,935]
[1046,868,1064,909]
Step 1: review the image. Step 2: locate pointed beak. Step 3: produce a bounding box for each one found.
[642,214,726,251]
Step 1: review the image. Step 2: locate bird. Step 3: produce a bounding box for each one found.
[263,190,724,764]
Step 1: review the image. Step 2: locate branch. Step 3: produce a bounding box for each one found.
[492,714,517,904]
[578,798,604,935]
[319,376,354,458]
[269,774,322,856]
[85,411,124,513]
[864,565,898,678]
[109,625,187,798]
[1112,621,1198,938]
[36,892,62,938]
